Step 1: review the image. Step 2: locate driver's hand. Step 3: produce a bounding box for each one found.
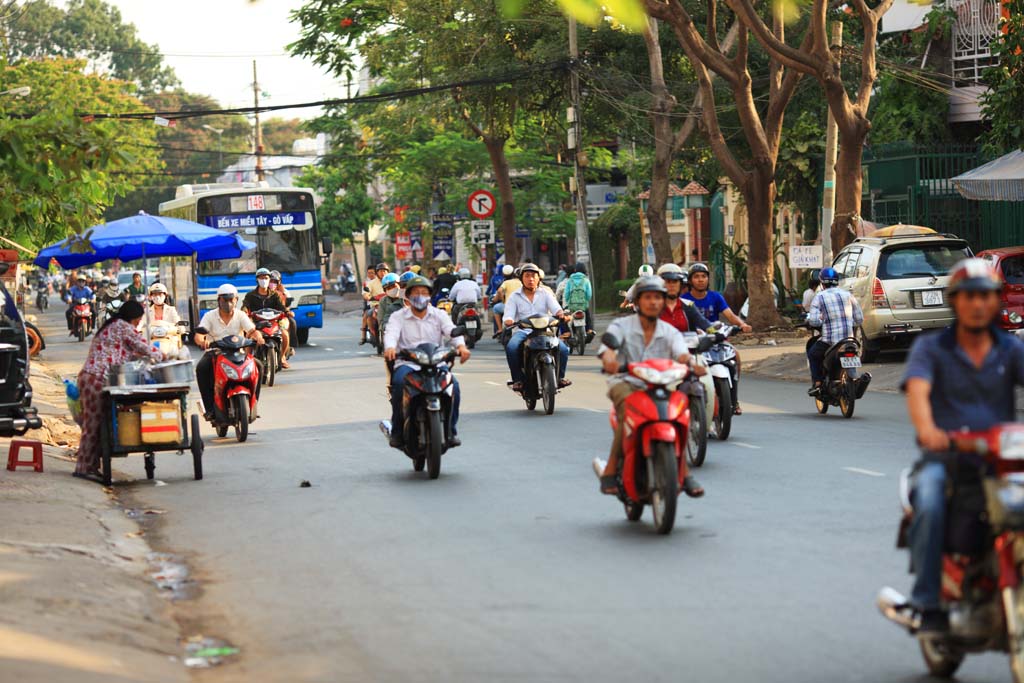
[457,346,471,364]
[740,323,753,333]
[384,348,397,362]
[918,424,950,452]
[692,363,708,377]
[601,354,620,375]
[254,334,266,346]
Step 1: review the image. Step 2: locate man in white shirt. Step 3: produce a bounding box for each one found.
[383,276,470,449]
[502,263,571,391]
[447,267,482,321]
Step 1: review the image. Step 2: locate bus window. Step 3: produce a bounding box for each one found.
[260,225,318,271]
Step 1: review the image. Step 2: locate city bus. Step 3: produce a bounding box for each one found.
[159,183,330,344]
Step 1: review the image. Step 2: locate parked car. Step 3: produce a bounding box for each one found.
[830,229,972,361]
[978,247,1024,331]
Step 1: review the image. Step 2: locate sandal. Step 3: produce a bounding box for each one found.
[511,382,523,393]
[732,403,743,416]
[682,475,705,498]
[558,379,572,388]
[599,474,619,495]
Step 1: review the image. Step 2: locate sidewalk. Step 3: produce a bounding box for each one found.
[737,336,906,393]
[0,356,186,682]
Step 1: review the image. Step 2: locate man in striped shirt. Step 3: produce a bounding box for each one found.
[807,266,864,395]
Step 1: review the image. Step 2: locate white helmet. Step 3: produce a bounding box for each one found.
[458,267,471,280]
[216,283,238,297]
[638,264,655,277]
[657,263,683,276]
[149,282,168,295]
[502,264,514,276]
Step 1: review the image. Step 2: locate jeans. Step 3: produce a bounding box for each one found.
[196,350,263,417]
[506,331,568,383]
[807,340,830,384]
[390,364,461,435]
[910,462,947,610]
[492,302,505,334]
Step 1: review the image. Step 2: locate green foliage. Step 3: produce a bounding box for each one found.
[776,110,825,240]
[0,58,160,247]
[868,71,951,146]
[980,0,1024,153]
[262,118,307,155]
[591,202,642,307]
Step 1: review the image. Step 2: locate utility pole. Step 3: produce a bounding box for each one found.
[253,60,264,182]
[568,17,595,318]
[820,22,842,264]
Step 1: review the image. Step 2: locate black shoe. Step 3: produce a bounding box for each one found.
[388,435,405,449]
[682,475,705,498]
[202,411,215,423]
[447,435,462,448]
[808,384,821,397]
[917,609,950,635]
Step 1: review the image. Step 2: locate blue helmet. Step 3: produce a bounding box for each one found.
[399,271,416,285]
[381,273,400,288]
[819,267,839,287]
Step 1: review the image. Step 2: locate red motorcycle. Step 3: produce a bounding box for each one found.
[879,423,1024,682]
[601,332,694,535]
[199,332,260,443]
[251,308,286,387]
[71,297,93,342]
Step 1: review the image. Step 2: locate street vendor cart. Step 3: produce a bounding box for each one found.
[98,383,203,486]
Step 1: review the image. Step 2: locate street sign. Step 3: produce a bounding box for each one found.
[395,231,412,260]
[431,214,455,261]
[789,245,824,269]
[470,220,494,246]
[467,189,496,219]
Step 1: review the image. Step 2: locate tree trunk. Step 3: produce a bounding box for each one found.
[483,136,520,265]
[830,132,866,252]
[742,174,783,330]
[644,18,676,265]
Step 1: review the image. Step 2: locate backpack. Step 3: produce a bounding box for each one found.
[564,277,589,310]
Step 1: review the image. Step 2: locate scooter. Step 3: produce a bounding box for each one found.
[510,314,564,415]
[71,298,93,342]
[703,324,738,440]
[251,308,287,387]
[454,303,484,349]
[35,286,47,312]
[149,320,189,360]
[681,331,723,468]
[807,329,871,418]
[378,325,464,479]
[600,331,695,535]
[195,329,260,443]
[878,423,1024,683]
[566,309,590,355]
[363,300,382,353]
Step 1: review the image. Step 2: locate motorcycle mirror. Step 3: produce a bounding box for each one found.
[450,325,466,337]
[601,332,622,350]
[176,320,189,327]
[321,236,333,256]
[194,326,208,335]
[285,297,294,307]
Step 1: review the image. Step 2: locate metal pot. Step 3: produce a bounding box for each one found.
[150,360,194,385]
[107,360,150,387]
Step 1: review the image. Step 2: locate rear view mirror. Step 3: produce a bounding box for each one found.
[601,332,621,350]
[194,326,208,335]
[285,297,294,307]
[321,237,333,256]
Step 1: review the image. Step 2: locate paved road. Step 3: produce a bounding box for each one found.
[33,304,1012,682]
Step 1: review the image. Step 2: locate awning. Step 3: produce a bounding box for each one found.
[952,150,1024,201]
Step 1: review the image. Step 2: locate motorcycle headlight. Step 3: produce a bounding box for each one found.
[223,364,240,380]
[431,348,451,365]
[240,363,254,380]
[1001,429,1024,459]
[630,365,687,386]
[1011,311,1024,325]
[411,349,431,366]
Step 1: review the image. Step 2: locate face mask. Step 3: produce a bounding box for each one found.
[218,298,233,313]
[257,278,270,289]
[269,282,278,291]
[386,288,400,299]
[152,294,166,305]
[410,295,430,311]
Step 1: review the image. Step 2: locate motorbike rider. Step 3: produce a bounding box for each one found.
[806,266,864,396]
[620,265,656,309]
[122,271,146,301]
[65,274,95,334]
[657,264,711,333]
[242,268,292,369]
[491,264,521,333]
[448,268,481,322]
[432,266,459,306]
[360,265,385,344]
[901,258,1024,635]
[141,282,180,329]
[593,275,705,498]
[194,284,266,421]
[503,263,572,391]
[269,270,297,359]
[558,263,595,340]
[378,273,405,330]
[685,262,752,414]
[383,275,470,449]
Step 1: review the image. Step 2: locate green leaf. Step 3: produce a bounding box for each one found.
[555,0,602,26]
[603,0,648,32]
[499,0,528,17]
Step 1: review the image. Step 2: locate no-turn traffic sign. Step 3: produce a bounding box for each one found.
[467,189,496,219]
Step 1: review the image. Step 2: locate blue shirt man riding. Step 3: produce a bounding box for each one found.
[65,274,95,333]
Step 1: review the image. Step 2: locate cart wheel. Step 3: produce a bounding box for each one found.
[190,414,203,481]
[144,453,155,480]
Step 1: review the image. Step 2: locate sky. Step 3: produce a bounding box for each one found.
[107,0,347,119]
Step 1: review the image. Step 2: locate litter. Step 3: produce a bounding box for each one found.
[300,480,311,488]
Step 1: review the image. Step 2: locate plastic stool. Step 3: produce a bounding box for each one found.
[7,439,43,472]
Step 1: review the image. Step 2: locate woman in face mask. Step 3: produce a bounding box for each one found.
[140,282,180,329]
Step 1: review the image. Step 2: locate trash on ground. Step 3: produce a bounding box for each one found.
[300,480,311,488]
[183,635,239,668]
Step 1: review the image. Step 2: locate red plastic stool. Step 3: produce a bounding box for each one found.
[7,439,43,472]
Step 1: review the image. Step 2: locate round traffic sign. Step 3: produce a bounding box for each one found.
[467,189,496,219]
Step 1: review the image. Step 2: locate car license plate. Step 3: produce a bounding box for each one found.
[466,321,478,329]
[921,289,943,307]
[572,318,585,327]
[840,356,862,368]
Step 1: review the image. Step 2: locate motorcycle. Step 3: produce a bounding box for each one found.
[681,331,724,468]
[600,331,695,535]
[378,325,465,479]
[195,328,260,443]
[363,300,382,353]
[454,303,484,349]
[71,298,93,342]
[509,314,564,415]
[806,329,871,418]
[35,286,47,312]
[566,309,589,356]
[878,423,1024,682]
[251,308,287,387]
[149,320,189,361]
[703,324,739,440]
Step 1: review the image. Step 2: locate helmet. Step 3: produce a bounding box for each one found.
[217,283,238,297]
[437,266,448,275]
[688,262,710,278]
[269,270,282,281]
[410,264,421,274]
[819,267,840,287]
[375,262,390,273]
[256,267,271,278]
[633,275,668,297]
[381,273,400,288]
[520,263,542,276]
[502,264,514,276]
[458,268,471,280]
[100,276,110,285]
[76,274,86,281]
[574,263,587,274]
[947,258,1002,295]
[399,271,416,285]
[148,283,168,295]
[404,275,433,293]
[638,264,654,277]
[657,263,683,276]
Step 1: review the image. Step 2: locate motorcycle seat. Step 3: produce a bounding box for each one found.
[823,337,858,366]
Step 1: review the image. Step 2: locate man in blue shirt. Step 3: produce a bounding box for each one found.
[901,258,1024,635]
[683,263,752,331]
[64,274,95,334]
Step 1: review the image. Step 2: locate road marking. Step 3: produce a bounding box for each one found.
[484,381,504,387]
[843,467,885,477]
[325,348,334,351]
[583,407,604,413]
[730,441,762,450]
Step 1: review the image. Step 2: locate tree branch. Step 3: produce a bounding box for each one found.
[670,19,740,154]
[723,0,824,74]
[452,88,486,139]
[646,0,740,86]
[706,0,719,53]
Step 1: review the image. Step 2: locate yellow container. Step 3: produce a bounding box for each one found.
[116,406,141,447]
[140,400,182,445]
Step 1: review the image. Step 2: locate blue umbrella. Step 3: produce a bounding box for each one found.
[33,212,255,268]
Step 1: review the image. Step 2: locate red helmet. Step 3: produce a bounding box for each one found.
[946,258,1002,295]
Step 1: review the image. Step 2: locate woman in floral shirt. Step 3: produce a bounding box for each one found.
[74,299,163,481]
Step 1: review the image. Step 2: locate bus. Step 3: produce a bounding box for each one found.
[159,183,330,344]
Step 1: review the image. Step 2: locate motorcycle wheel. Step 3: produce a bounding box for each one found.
[525,396,537,411]
[266,346,276,387]
[233,395,249,442]
[687,392,708,467]
[216,423,228,438]
[190,414,204,481]
[712,377,732,441]
[839,375,856,419]
[413,454,426,472]
[815,391,829,414]
[541,365,556,415]
[466,337,475,350]
[77,325,85,343]
[919,638,963,679]
[426,410,443,479]
[624,501,644,521]
[650,442,678,535]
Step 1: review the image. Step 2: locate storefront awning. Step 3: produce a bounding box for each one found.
[952,150,1024,201]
